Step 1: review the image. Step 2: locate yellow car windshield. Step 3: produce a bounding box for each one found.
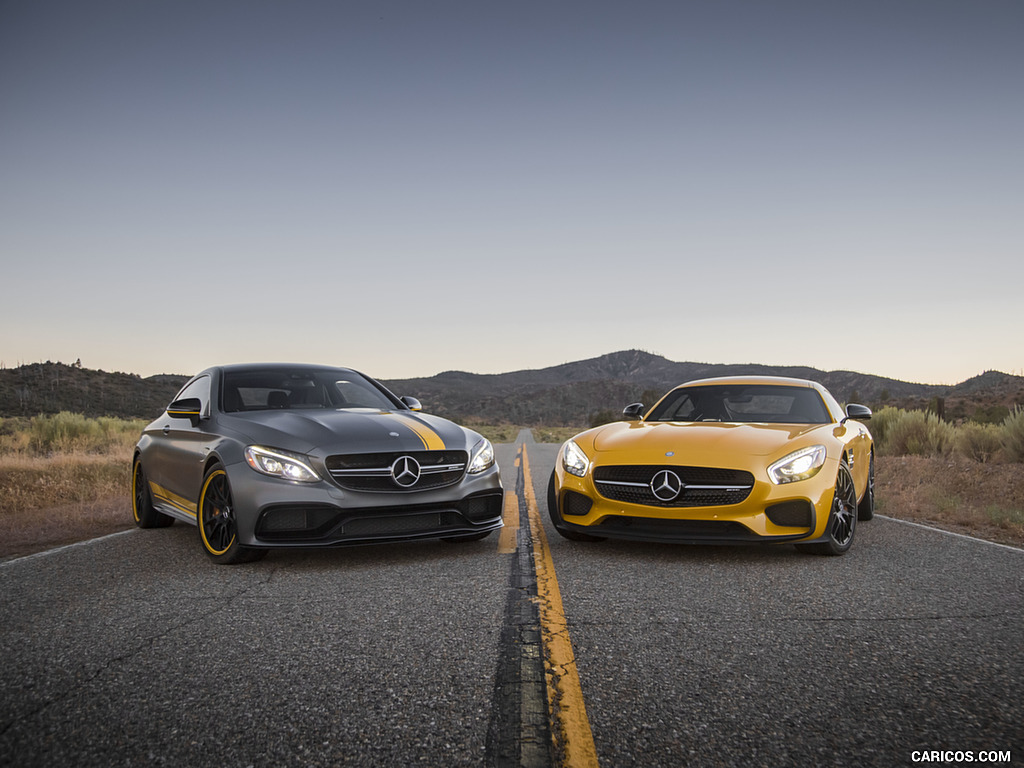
[648,385,831,425]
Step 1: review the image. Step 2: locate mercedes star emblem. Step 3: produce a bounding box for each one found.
[650,469,683,502]
[391,455,421,488]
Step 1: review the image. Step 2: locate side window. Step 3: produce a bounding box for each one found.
[668,394,696,421]
[169,375,211,418]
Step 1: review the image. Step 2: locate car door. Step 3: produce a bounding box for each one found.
[149,375,213,519]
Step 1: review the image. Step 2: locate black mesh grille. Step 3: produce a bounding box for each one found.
[325,450,468,492]
[766,500,814,528]
[592,465,754,508]
[463,493,503,521]
[254,492,503,543]
[598,517,756,539]
[563,491,594,517]
[255,505,344,539]
[342,512,461,537]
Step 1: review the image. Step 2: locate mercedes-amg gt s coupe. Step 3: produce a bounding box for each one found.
[132,364,503,563]
[548,376,873,555]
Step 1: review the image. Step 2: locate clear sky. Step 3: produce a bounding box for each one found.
[2,1,1021,385]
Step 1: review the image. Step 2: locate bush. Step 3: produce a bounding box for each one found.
[866,406,903,449]
[22,412,144,456]
[955,422,1003,463]
[973,404,1010,425]
[882,410,955,457]
[1002,406,1024,463]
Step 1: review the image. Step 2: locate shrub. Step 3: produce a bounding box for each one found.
[973,404,1010,425]
[24,412,144,456]
[882,410,955,457]
[955,422,1003,463]
[866,406,903,448]
[1002,406,1024,463]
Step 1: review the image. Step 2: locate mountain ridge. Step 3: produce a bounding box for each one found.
[1,351,1021,425]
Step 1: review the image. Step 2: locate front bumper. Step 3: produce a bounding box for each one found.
[553,461,837,545]
[227,460,503,547]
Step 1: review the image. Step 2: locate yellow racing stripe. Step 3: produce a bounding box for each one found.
[149,481,197,518]
[387,413,446,450]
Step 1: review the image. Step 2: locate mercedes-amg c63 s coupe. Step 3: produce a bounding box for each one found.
[132,364,503,563]
[548,376,874,556]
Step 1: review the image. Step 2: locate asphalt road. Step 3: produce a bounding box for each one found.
[2,434,1022,767]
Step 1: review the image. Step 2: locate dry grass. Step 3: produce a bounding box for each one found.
[1,497,134,561]
[876,456,1024,547]
[0,453,130,511]
[0,451,135,560]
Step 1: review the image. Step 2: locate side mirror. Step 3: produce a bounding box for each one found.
[167,397,203,423]
[401,396,423,412]
[622,402,645,421]
[842,403,872,423]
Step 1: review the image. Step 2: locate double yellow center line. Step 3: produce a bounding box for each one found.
[502,442,600,767]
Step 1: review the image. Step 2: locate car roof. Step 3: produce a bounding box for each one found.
[204,363,360,376]
[676,375,823,390]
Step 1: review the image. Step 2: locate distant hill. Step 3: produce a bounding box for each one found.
[0,362,188,420]
[386,350,1024,426]
[1,352,1022,425]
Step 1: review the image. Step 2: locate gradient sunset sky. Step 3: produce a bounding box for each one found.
[2,1,1021,385]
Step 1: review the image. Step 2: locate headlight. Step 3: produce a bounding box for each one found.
[468,438,495,474]
[245,446,320,483]
[562,439,590,477]
[768,445,827,485]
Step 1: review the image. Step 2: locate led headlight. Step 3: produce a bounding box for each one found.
[562,439,590,477]
[768,445,827,485]
[468,438,495,474]
[245,446,320,483]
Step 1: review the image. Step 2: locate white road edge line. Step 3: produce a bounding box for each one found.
[0,529,138,568]
[877,514,1024,554]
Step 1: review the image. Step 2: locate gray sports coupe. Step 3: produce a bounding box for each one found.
[132,364,503,563]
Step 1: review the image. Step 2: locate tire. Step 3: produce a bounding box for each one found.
[197,466,266,564]
[857,452,875,521]
[132,459,174,528]
[797,462,857,556]
[547,469,605,542]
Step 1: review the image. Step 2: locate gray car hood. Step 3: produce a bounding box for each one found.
[217,408,475,456]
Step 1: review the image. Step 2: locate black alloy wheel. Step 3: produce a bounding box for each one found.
[198,466,266,564]
[798,462,857,556]
[131,460,173,528]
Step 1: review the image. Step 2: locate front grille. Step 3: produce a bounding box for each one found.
[343,512,461,537]
[325,450,468,492]
[597,516,758,541]
[253,491,503,543]
[593,465,754,508]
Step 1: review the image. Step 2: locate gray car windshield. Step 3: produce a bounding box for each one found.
[221,369,400,413]
[647,385,831,425]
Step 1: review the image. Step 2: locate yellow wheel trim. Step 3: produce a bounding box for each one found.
[199,469,235,556]
[131,463,142,523]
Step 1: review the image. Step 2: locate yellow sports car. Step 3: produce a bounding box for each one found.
[548,376,874,555]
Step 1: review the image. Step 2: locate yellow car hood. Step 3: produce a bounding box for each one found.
[589,421,828,466]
